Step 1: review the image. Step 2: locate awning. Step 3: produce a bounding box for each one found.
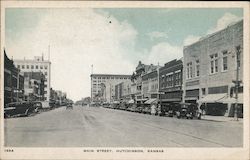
[128,99,135,104]
[144,98,157,104]
[160,98,181,102]
[218,94,243,104]
[113,101,120,104]
[198,93,227,103]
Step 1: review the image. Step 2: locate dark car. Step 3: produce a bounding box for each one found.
[142,106,151,114]
[135,106,143,113]
[176,103,201,119]
[4,101,36,118]
[66,103,73,110]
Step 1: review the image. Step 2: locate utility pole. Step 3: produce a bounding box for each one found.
[234,46,241,121]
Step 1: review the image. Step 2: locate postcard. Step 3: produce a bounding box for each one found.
[1,1,249,160]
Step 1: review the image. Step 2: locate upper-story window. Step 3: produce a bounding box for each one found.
[222,50,228,71]
[40,65,43,69]
[195,60,200,77]
[31,65,34,69]
[22,65,25,69]
[186,62,192,79]
[236,45,241,69]
[17,65,20,69]
[36,65,38,69]
[26,65,29,69]
[44,66,48,70]
[210,53,218,74]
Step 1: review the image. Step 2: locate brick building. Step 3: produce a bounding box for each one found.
[4,50,24,105]
[159,59,183,107]
[183,20,243,116]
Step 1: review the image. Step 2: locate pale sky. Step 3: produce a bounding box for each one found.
[5,8,243,101]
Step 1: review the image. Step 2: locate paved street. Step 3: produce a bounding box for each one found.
[4,105,243,147]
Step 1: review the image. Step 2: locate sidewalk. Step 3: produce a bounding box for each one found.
[201,115,243,123]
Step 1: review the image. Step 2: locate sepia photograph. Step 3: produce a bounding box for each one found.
[1,1,249,160]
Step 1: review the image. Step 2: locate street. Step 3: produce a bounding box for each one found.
[4,105,243,147]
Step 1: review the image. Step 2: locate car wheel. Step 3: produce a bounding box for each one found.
[25,109,30,116]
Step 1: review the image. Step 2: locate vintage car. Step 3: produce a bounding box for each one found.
[135,106,143,113]
[66,103,73,110]
[4,101,37,118]
[176,103,201,119]
[142,106,151,114]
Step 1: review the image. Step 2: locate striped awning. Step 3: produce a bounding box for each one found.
[217,94,243,104]
[144,98,157,104]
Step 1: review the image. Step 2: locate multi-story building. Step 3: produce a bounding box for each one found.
[23,72,45,101]
[90,74,131,103]
[14,56,51,101]
[183,20,243,116]
[159,59,183,107]
[114,81,132,102]
[4,50,24,105]
[141,67,159,100]
[131,61,158,104]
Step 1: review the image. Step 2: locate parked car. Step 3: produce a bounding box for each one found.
[66,103,73,110]
[135,106,143,113]
[127,105,136,112]
[176,103,201,119]
[4,101,36,118]
[142,106,151,114]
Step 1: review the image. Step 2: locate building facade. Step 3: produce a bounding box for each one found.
[131,61,158,104]
[114,81,132,102]
[141,68,158,99]
[159,59,183,106]
[14,56,51,101]
[183,20,243,116]
[23,72,45,101]
[90,74,131,103]
[4,50,24,105]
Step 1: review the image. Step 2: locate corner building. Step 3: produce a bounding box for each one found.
[14,56,51,102]
[183,20,243,116]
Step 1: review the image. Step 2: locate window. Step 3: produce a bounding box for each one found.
[44,66,48,69]
[45,72,47,76]
[210,53,218,74]
[31,65,34,69]
[195,60,200,77]
[222,51,228,71]
[202,88,206,95]
[40,65,43,69]
[17,65,20,69]
[26,65,29,69]
[22,65,25,69]
[36,65,38,69]
[236,46,241,68]
[186,62,192,79]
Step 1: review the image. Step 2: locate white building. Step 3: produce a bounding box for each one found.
[90,74,131,103]
[14,56,51,101]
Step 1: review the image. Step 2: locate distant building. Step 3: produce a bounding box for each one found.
[90,74,131,103]
[159,59,183,106]
[14,56,51,101]
[4,50,24,105]
[183,20,243,117]
[23,72,45,101]
[114,81,132,102]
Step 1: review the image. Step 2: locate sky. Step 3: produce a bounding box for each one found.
[5,8,243,101]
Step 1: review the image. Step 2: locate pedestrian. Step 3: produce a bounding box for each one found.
[151,104,156,116]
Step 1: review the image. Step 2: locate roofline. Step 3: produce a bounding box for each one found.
[90,74,131,77]
[184,19,243,49]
